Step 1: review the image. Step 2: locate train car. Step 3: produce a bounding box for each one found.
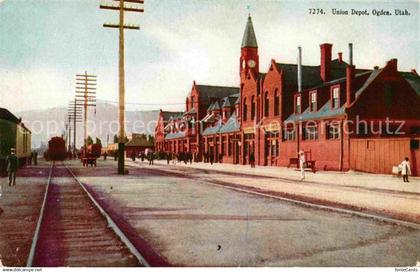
[0,108,32,175]
[46,136,66,161]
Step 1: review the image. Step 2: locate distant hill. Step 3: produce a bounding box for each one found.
[17,102,160,149]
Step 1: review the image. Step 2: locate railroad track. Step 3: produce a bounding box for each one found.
[26,162,150,267]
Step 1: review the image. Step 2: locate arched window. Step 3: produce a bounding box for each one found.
[191,96,195,110]
[264,91,269,117]
[251,95,255,120]
[243,98,248,121]
[274,89,279,116]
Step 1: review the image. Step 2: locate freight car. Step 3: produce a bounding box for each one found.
[45,137,67,161]
[0,108,32,175]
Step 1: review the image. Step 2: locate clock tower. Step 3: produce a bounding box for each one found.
[240,15,259,78]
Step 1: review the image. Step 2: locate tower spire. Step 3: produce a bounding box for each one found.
[241,15,258,48]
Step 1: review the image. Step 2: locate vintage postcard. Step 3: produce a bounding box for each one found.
[0,0,419,271]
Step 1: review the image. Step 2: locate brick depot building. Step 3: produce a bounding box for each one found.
[155,15,420,175]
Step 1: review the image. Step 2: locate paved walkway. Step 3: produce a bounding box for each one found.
[127,159,420,225]
[141,159,420,193]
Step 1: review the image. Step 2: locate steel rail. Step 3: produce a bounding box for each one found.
[64,164,150,267]
[200,178,420,230]
[26,162,54,267]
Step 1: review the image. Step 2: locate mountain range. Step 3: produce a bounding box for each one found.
[17,102,160,149]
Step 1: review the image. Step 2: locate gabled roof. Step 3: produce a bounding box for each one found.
[162,111,183,121]
[183,108,197,116]
[400,71,420,96]
[196,85,240,104]
[355,69,382,98]
[275,60,369,89]
[202,120,223,136]
[165,131,186,140]
[241,15,258,48]
[212,101,221,110]
[126,135,154,147]
[220,112,240,133]
[221,97,231,108]
[285,100,346,122]
[202,113,215,123]
[0,108,19,123]
[275,63,322,88]
[285,69,380,122]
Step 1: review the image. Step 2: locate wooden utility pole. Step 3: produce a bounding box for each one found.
[75,72,97,157]
[100,0,144,174]
[68,100,83,157]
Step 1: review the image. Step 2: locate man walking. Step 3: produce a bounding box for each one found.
[299,150,306,181]
[6,148,19,186]
[400,157,411,183]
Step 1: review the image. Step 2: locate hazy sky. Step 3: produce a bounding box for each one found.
[0,0,418,112]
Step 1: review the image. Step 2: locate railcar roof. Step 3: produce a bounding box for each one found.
[0,108,19,123]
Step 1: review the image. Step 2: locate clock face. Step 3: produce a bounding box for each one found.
[248,59,256,68]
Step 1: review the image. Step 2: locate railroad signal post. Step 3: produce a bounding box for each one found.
[75,71,97,156]
[100,0,144,175]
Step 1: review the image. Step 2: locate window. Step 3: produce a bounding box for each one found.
[310,92,317,111]
[191,96,195,110]
[283,128,296,141]
[332,87,340,108]
[303,125,318,140]
[251,96,256,120]
[295,95,301,114]
[243,98,248,121]
[274,89,280,116]
[264,91,269,117]
[327,124,340,139]
[228,136,232,156]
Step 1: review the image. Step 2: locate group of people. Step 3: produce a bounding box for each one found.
[130,151,155,165]
[166,152,194,165]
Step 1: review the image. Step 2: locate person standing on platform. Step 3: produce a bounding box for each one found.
[33,151,38,165]
[299,150,306,181]
[209,150,214,165]
[6,148,19,187]
[166,152,171,165]
[249,152,255,168]
[399,157,411,183]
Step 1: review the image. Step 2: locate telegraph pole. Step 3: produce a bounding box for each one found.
[100,0,144,174]
[75,72,97,156]
[68,100,83,158]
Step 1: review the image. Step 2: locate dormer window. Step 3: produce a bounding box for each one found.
[332,87,340,109]
[295,95,301,114]
[310,91,317,112]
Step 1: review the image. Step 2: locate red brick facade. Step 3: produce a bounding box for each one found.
[155,15,420,175]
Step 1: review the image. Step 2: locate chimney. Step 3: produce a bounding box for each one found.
[346,64,355,107]
[297,46,302,92]
[386,58,398,71]
[348,43,353,65]
[411,69,419,76]
[338,52,343,63]
[320,43,332,82]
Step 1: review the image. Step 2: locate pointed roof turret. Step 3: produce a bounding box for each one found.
[241,15,258,48]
